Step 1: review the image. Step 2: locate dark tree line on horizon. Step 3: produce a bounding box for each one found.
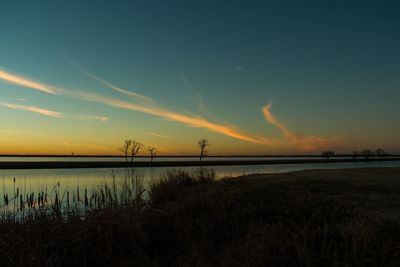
[322,148,389,161]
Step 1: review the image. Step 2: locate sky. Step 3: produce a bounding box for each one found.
[0,0,399,155]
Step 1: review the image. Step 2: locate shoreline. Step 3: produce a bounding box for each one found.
[0,157,399,169]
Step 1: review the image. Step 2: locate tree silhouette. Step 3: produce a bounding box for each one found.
[352,151,358,161]
[148,146,157,164]
[198,138,209,162]
[321,150,334,161]
[130,141,143,165]
[362,150,373,160]
[375,148,387,158]
[119,140,132,163]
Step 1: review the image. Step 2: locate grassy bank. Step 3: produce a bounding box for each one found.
[1,167,400,266]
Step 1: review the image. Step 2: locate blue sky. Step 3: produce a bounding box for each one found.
[0,1,399,155]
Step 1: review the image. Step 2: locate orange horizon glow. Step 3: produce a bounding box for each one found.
[4,66,388,154]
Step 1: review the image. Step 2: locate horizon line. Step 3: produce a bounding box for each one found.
[0,153,398,158]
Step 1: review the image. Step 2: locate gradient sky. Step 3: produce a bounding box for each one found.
[0,1,399,155]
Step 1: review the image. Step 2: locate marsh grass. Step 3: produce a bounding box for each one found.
[148,167,215,206]
[0,167,147,222]
[1,168,400,266]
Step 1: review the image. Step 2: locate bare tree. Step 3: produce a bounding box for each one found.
[362,149,373,160]
[130,140,143,164]
[375,148,387,158]
[352,151,358,161]
[321,150,334,161]
[119,140,132,163]
[148,146,158,164]
[198,138,209,162]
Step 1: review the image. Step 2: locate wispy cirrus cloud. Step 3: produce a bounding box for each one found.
[82,70,154,104]
[0,101,64,119]
[64,56,154,104]
[0,67,329,150]
[262,102,330,151]
[73,90,275,145]
[262,102,294,141]
[0,69,59,94]
[148,132,171,138]
[180,68,214,119]
[75,114,109,122]
[0,68,274,145]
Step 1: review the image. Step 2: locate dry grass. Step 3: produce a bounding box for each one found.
[148,168,215,206]
[1,167,400,266]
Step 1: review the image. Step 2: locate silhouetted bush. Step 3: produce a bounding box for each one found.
[148,168,215,206]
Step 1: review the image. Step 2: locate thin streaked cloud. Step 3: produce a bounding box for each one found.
[180,68,213,118]
[262,102,294,141]
[73,90,275,145]
[82,70,154,104]
[0,101,64,119]
[262,102,330,151]
[148,132,170,138]
[0,68,275,145]
[65,56,154,104]
[0,67,329,150]
[0,69,59,94]
[75,114,109,122]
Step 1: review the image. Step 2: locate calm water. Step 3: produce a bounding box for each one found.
[0,159,399,212]
[0,160,399,194]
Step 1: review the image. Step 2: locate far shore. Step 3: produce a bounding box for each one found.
[1,154,399,158]
[0,157,399,169]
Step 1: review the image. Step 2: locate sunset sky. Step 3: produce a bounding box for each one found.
[1,1,399,155]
